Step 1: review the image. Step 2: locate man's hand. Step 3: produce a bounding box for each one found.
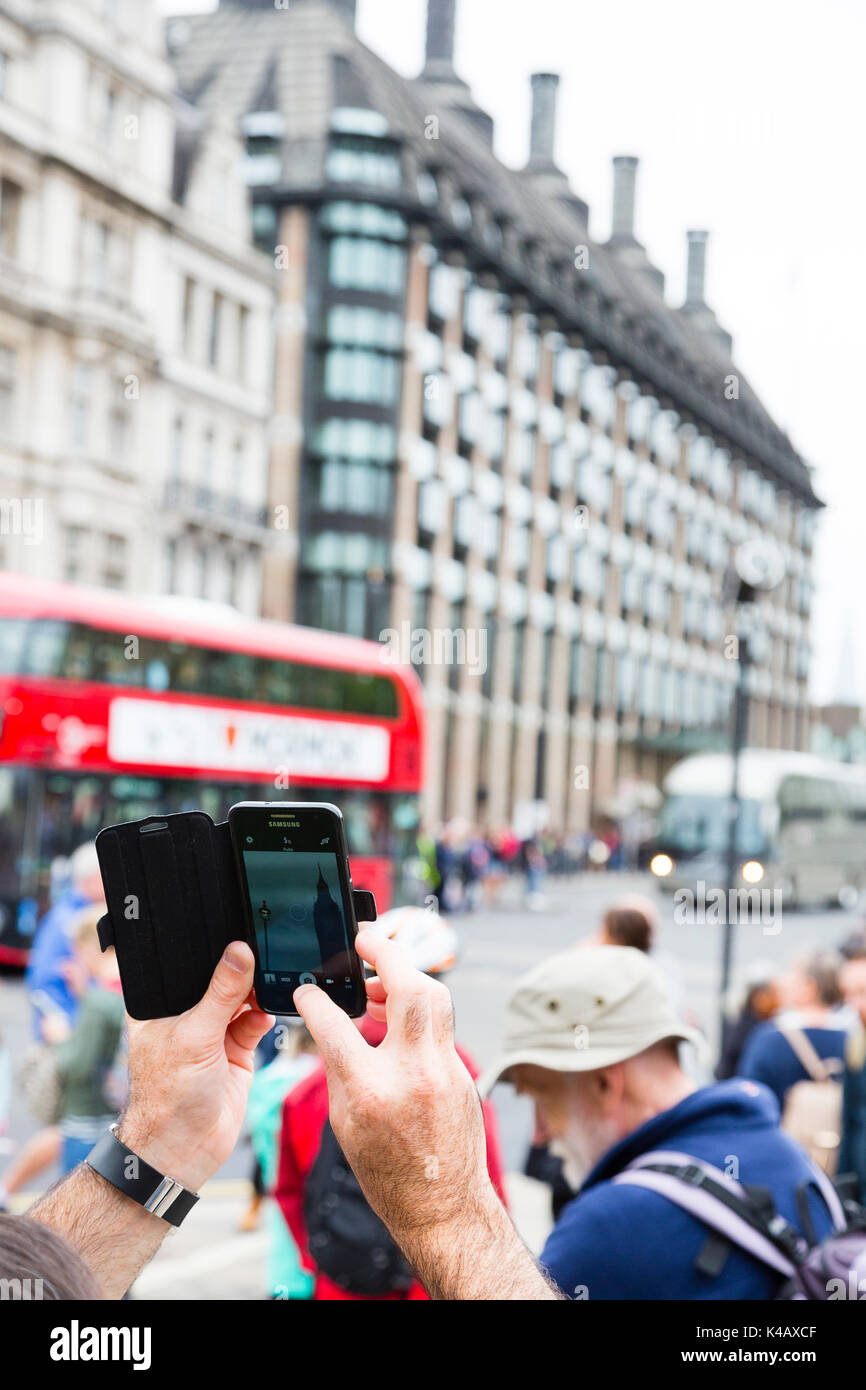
[117,942,274,1192]
[31,942,273,1298]
[294,932,560,1300]
[296,930,488,1234]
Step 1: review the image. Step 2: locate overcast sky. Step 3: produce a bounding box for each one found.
[162,0,865,706]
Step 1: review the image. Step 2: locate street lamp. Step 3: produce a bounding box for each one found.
[720,538,786,1025]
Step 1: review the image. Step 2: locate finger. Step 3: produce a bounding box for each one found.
[429,979,456,1049]
[364,975,386,1004]
[227,1005,275,1060]
[365,999,387,1023]
[354,932,433,1044]
[294,984,369,1083]
[191,942,256,1036]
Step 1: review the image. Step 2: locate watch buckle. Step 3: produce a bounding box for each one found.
[144,1175,185,1219]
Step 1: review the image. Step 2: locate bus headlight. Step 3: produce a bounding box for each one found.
[742,860,764,884]
[650,854,674,878]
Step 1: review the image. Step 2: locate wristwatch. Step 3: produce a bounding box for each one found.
[85,1125,200,1227]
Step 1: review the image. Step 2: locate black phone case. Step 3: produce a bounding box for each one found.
[95,810,377,1020]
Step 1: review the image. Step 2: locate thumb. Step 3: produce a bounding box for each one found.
[191,941,256,1036]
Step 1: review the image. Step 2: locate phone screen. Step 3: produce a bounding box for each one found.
[228,802,366,1017]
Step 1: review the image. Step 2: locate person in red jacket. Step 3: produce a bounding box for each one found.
[274,907,508,1300]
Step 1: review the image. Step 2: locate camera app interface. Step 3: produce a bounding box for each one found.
[237,809,354,995]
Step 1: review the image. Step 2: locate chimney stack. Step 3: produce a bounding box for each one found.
[685,229,709,306]
[528,73,560,169]
[611,155,639,243]
[423,0,458,78]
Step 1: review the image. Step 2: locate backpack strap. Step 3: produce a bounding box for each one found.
[780,1026,839,1082]
[796,1164,848,1233]
[613,1150,804,1280]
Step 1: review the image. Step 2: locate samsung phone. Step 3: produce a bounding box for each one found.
[227,801,367,1017]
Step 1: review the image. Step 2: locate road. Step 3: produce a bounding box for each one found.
[1,870,858,1298]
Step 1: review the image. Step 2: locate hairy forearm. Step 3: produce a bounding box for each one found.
[399,1188,563,1301]
[29,1163,170,1300]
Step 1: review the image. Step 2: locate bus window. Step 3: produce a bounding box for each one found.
[89,627,140,685]
[209,650,258,702]
[657,794,765,856]
[0,617,30,673]
[779,776,840,822]
[21,619,68,677]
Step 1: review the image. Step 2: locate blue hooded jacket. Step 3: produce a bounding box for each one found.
[540,1079,835,1300]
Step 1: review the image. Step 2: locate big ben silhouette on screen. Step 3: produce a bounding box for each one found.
[313,864,344,970]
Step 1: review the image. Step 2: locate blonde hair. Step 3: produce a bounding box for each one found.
[69,903,106,951]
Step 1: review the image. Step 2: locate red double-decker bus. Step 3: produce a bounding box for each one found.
[0,573,424,963]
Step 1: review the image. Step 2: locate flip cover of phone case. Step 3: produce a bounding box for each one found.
[95,810,378,1021]
[95,812,250,1020]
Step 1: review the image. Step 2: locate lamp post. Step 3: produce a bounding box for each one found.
[719,539,785,1031]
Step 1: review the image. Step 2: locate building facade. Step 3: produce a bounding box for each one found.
[0,0,277,614]
[171,0,821,831]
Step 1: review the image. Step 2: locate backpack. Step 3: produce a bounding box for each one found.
[778,1027,844,1175]
[613,1148,866,1300]
[304,1120,414,1297]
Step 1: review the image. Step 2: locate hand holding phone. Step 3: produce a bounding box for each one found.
[228,802,367,1017]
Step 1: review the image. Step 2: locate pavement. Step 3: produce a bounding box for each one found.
[2,869,858,1298]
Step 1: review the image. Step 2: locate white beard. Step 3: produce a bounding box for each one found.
[549,1137,587,1190]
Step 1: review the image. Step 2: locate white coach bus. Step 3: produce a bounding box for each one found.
[649,750,866,907]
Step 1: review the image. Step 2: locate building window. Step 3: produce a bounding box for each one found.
[428,261,460,322]
[243,134,281,186]
[416,169,437,205]
[326,135,401,189]
[163,538,177,591]
[108,385,132,466]
[171,415,185,476]
[208,291,223,368]
[70,363,92,450]
[63,525,88,583]
[236,304,249,380]
[313,417,395,462]
[323,347,399,404]
[0,178,22,259]
[200,428,216,483]
[317,458,392,516]
[251,203,278,253]
[231,436,245,493]
[326,303,402,349]
[182,277,196,356]
[0,345,17,437]
[89,69,118,150]
[512,621,525,704]
[321,201,406,241]
[515,322,539,384]
[80,219,131,301]
[102,533,127,589]
[329,236,405,294]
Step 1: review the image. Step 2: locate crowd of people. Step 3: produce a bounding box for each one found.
[4,841,866,1301]
[412,820,629,915]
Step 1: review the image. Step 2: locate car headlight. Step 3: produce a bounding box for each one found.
[741,860,764,884]
[650,853,674,878]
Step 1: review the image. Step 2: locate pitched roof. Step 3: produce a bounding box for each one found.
[168,0,819,506]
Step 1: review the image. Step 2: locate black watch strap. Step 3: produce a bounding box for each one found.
[85,1127,199,1227]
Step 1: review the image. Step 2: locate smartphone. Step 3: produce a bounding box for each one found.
[228,801,367,1017]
